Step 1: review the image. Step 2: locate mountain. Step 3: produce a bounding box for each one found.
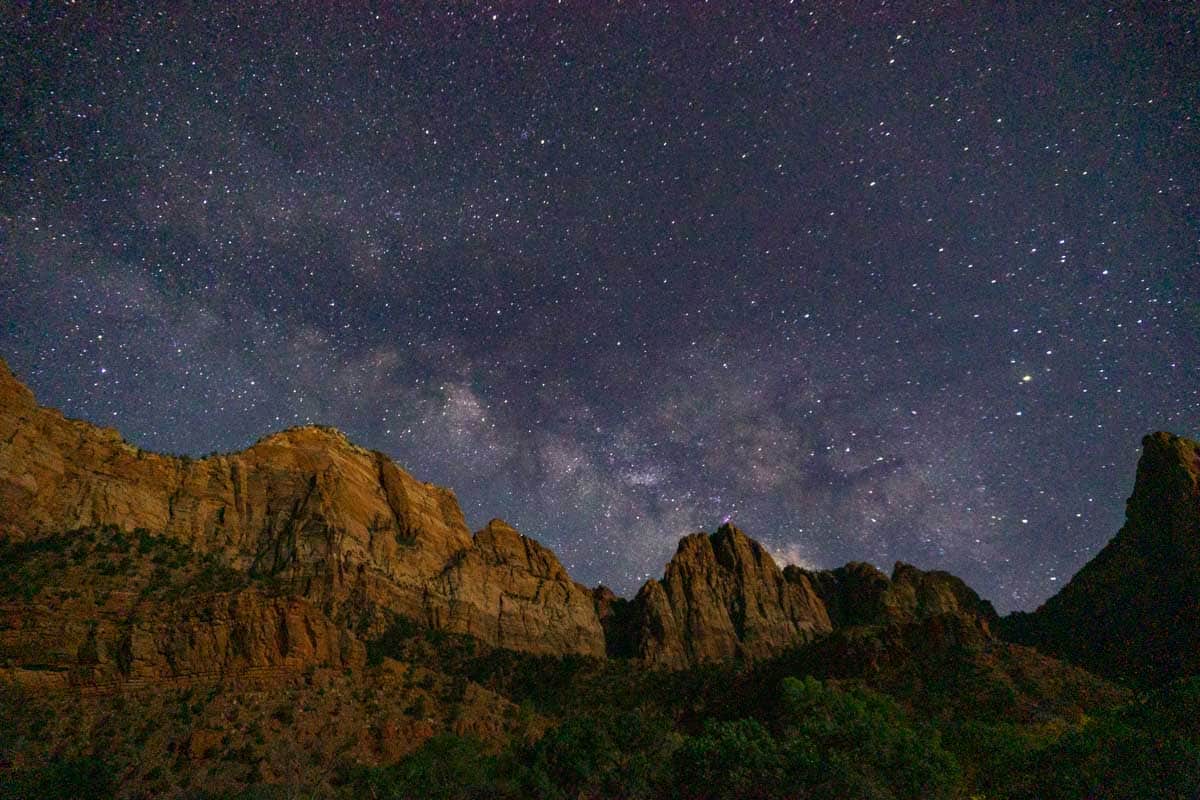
[1002,431,1200,686]
[1,356,1197,798]
[613,526,1000,669]
[622,524,833,668]
[794,560,999,631]
[0,356,998,672]
[0,357,604,658]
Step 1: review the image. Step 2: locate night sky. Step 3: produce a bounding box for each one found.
[2,3,1196,611]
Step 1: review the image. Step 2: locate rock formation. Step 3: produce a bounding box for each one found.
[791,560,999,632]
[628,524,832,668]
[1001,431,1200,686]
[0,588,364,691]
[5,356,1194,682]
[0,358,604,657]
[622,525,1001,669]
[431,519,605,656]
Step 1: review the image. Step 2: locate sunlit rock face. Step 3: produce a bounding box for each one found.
[628,523,833,669]
[0,357,605,656]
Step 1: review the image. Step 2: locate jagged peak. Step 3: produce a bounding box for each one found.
[252,424,367,452]
[892,560,940,583]
[474,518,541,548]
[669,523,759,557]
[0,356,37,408]
[473,518,531,551]
[1130,431,1199,505]
[711,521,746,541]
[481,517,519,534]
[1001,430,1199,686]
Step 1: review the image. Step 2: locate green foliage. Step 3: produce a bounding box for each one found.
[365,615,423,666]
[672,718,788,800]
[348,734,501,800]
[346,678,962,800]
[5,525,1197,799]
[1014,677,1200,799]
[775,676,961,800]
[0,533,71,600]
[936,677,1200,799]
[518,710,674,799]
[0,757,115,800]
[189,554,248,594]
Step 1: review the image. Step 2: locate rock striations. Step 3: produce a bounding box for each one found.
[1003,431,1200,686]
[628,524,832,668]
[1,587,364,692]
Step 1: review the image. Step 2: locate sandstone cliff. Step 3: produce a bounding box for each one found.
[10,355,1187,682]
[431,519,605,655]
[0,358,604,657]
[790,560,999,632]
[628,524,832,668]
[1,587,364,692]
[1002,431,1200,685]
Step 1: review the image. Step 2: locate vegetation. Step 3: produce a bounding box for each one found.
[1,527,1196,798]
[335,675,1200,800]
[341,617,1199,800]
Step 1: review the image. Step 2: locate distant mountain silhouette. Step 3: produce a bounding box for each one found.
[1003,431,1200,686]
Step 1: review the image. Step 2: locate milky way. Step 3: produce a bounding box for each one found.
[2,3,1196,610]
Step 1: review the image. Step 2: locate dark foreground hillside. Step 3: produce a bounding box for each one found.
[2,523,1198,800]
[4,622,1200,799]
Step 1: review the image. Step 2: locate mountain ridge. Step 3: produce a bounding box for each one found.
[2,356,1197,797]
[2,356,1196,683]
[1002,430,1200,686]
[0,356,1009,672]
[0,356,605,658]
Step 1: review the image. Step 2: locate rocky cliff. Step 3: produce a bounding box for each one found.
[0,356,1009,670]
[6,357,1191,681]
[627,524,833,668]
[1001,431,1200,686]
[619,523,1002,669]
[791,560,999,632]
[0,358,604,657]
[1,586,364,692]
[431,519,604,655]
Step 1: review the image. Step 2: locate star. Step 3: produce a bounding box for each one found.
[0,3,1194,612]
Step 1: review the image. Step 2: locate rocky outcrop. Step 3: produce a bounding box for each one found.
[0,358,604,656]
[14,356,1190,681]
[790,561,999,632]
[430,519,605,656]
[623,525,1003,669]
[0,589,364,691]
[1002,432,1200,686]
[628,524,832,668]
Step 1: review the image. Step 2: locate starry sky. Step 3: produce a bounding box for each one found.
[2,3,1197,612]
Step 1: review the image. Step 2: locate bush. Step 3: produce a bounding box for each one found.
[672,718,786,800]
[1014,677,1200,799]
[0,757,115,800]
[349,734,500,800]
[776,676,961,800]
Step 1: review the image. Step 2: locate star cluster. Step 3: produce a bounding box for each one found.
[2,3,1196,610]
